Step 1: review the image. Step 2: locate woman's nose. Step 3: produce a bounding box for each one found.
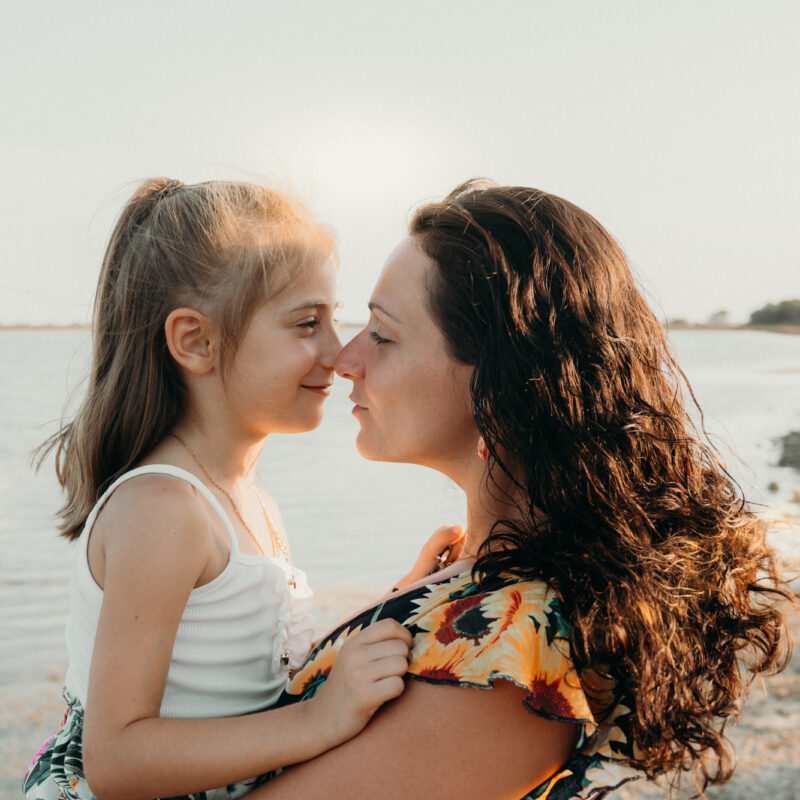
[335,329,366,380]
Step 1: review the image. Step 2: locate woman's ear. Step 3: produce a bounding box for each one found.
[164,308,217,375]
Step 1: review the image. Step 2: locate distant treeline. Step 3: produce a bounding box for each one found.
[749,299,800,325]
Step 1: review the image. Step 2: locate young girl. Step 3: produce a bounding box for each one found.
[23,178,458,800]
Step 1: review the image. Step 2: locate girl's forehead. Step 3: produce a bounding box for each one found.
[272,258,339,311]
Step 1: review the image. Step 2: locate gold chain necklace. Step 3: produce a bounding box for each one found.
[168,433,291,567]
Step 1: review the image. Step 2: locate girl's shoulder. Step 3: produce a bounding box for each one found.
[88,470,222,591]
[90,469,219,558]
[98,470,208,525]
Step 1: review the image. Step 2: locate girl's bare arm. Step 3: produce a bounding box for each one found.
[82,477,410,800]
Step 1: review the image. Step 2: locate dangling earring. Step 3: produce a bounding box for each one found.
[477,437,488,461]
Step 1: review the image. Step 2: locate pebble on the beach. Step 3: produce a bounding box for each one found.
[777,431,800,471]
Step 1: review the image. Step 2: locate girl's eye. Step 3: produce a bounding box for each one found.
[370,331,390,345]
[298,319,320,330]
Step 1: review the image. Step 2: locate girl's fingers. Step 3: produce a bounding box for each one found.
[364,655,411,683]
[369,675,406,704]
[444,523,466,543]
[429,524,465,550]
[355,619,412,647]
[355,638,411,663]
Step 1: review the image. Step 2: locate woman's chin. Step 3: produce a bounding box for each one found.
[355,435,413,464]
[354,432,388,461]
[354,437,378,460]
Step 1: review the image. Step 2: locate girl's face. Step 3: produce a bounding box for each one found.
[224,258,341,436]
[335,238,476,476]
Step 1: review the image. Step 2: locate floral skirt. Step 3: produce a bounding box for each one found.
[22,691,271,800]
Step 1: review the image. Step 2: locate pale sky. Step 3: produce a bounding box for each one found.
[1,0,798,325]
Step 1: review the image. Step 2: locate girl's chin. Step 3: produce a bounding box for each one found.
[273,412,325,435]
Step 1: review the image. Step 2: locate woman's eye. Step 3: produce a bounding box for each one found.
[370,331,390,345]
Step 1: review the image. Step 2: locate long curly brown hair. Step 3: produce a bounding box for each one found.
[410,180,792,790]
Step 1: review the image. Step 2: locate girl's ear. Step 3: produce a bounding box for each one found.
[164,308,217,375]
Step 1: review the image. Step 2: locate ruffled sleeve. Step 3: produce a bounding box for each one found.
[404,577,597,731]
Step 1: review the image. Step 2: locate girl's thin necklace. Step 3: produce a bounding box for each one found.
[168,433,292,571]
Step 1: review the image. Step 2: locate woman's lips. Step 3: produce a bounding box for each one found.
[349,395,367,414]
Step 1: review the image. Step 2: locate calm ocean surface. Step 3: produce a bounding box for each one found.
[1,328,799,689]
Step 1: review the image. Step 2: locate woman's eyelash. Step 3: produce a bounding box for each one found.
[370,331,390,345]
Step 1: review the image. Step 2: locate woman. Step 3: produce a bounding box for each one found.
[251,180,791,799]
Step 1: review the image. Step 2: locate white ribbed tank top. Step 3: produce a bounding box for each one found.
[63,465,315,718]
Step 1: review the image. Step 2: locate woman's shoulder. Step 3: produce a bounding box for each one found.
[405,570,569,638]
[403,571,574,688]
[422,569,556,607]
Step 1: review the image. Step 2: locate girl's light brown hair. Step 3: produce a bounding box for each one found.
[40,178,335,541]
[411,179,792,792]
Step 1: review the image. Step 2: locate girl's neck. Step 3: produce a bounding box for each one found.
[170,416,266,487]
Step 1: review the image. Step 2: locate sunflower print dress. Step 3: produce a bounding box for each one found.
[276,570,643,800]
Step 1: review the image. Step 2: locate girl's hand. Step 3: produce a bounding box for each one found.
[313,619,413,744]
[393,524,466,590]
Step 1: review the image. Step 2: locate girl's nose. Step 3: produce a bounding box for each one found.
[335,329,366,380]
[320,323,342,369]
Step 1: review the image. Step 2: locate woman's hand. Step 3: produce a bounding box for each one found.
[393,524,466,590]
[312,619,413,744]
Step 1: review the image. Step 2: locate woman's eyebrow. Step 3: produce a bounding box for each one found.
[367,301,402,324]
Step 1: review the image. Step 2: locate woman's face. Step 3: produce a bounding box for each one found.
[335,237,476,476]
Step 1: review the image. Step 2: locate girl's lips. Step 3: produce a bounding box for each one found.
[301,384,332,396]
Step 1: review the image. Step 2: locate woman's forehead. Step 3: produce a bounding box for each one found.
[370,237,435,325]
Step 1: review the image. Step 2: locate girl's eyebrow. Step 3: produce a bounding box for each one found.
[287,300,342,314]
[367,301,402,324]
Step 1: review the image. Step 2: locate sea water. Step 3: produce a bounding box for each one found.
[1,328,798,690]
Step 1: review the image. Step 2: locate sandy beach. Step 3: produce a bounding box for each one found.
[621,605,800,799]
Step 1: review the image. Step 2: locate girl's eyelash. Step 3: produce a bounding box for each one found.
[370,331,390,345]
[298,319,320,329]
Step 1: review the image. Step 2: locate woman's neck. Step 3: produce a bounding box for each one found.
[455,454,527,557]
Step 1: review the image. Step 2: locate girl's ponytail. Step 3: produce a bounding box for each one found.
[38,179,188,539]
[38,177,335,540]
[99,179,183,285]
